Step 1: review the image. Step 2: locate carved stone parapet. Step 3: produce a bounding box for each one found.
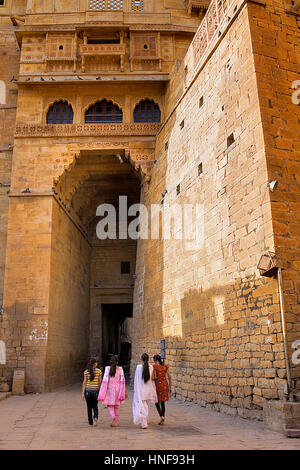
[15,123,161,138]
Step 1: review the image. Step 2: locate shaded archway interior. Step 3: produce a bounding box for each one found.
[45,150,141,389]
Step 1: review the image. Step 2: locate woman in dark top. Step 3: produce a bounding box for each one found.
[82,357,102,426]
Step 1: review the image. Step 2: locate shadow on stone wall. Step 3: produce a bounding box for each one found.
[161,274,290,419]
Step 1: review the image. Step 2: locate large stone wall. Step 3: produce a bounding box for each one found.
[248,0,300,381]
[0,8,32,384]
[45,200,90,391]
[0,152,11,310]
[0,20,20,311]
[1,195,52,392]
[130,0,290,420]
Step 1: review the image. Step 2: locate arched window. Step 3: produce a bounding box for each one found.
[85,100,123,123]
[47,100,74,124]
[134,99,161,123]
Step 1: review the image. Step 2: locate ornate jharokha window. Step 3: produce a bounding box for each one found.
[134,99,161,123]
[88,0,123,10]
[88,0,144,10]
[47,100,74,124]
[85,100,123,123]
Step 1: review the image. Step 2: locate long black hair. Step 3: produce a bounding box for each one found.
[153,354,164,365]
[86,357,97,382]
[110,355,119,377]
[141,353,150,383]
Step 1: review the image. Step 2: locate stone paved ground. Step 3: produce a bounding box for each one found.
[0,384,299,450]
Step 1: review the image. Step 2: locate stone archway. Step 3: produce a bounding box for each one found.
[45,149,142,390]
[0,136,156,393]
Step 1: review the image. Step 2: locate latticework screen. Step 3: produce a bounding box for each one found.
[89,0,123,9]
[131,0,144,11]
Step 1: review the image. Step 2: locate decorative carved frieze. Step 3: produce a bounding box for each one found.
[17,24,197,32]
[80,43,126,56]
[129,148,155,162]
[15,123,161,138]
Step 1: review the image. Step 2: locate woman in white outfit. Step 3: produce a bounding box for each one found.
[132,353,157,429]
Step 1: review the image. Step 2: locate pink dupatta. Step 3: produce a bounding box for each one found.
[98,366,126,404]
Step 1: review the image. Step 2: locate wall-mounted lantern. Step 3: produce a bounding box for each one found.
[257,251,280,278]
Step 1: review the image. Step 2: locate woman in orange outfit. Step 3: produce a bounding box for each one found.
[152,354,172,425]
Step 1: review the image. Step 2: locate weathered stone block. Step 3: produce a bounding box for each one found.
[12,369,25,395]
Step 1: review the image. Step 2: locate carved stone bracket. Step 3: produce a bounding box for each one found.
[126,148,155,182]
[186,0,210,14]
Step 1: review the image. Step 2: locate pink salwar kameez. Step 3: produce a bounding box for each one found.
[97,366,126,425]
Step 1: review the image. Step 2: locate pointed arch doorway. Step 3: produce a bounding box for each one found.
[45,149,141,390]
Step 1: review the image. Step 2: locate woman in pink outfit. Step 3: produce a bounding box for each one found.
[97,355,126,427]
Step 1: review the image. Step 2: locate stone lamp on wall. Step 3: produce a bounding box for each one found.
[257,251,280,278]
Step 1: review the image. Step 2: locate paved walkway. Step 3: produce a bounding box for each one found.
[0,384,299,450]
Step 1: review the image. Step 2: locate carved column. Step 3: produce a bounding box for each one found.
[120,31,125,72]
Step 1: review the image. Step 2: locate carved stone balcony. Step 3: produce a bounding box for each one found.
[15,122,161,138]
[186,0,210,14]
[80,33,126,72]
[80,43,126,57]
[192,0,236,69]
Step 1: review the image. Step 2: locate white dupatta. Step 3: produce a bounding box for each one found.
[132,364,157,425]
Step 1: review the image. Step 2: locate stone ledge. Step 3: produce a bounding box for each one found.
[264,400,300,436]
[0,392,12,402]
